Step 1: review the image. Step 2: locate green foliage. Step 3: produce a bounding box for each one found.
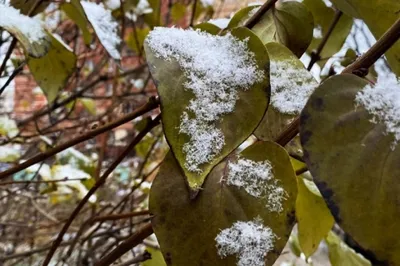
[61,0,93,45]
[150,141,297,266]
[330,0,400,76]
[126,27,150,54]
[144,27,270,190]
[301,74,400,264]
[142,247,167,266]
[10,0,50,16]
[170,2,187,23]
[296,175,334,258]
[27,34,77,102]
[194,22,221,34]
[326,232,371,266]
[304,0,353,67]
[228,1,314,57]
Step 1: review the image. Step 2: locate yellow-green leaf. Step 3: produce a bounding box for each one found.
[326,232,371,266]
[150,141,297,266]
[10,0,49,16]
[171,2,187,23]
[296,176,334,258]
[126,27,150,55]
[142,247,167,266]
[61,0,93,45]
[28,34,77,103]
[79,98,96,115]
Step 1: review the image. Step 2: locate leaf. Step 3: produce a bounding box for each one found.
[300,74,400,264]
[0,115,19,138]
[144,0,161,27]
[330,0,400,76]
[304,0,353,67]
[296,176,334,258]
[126,27,150,55]
[149,141,297,266]
[171,2,187,23]
[194,22,222,35]
[0,145,20,163]
[28,34,77,103]
[0,3,51,57]
[142,247,167,266]
[228,2,314,57]
[10,0,50,16]
[61,0,93,45]
[326,232,371,266]
[254,42,318,141]
[79,98,96,115]
[144,27,269,190]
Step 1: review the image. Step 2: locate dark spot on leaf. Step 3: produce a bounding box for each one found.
[164,252,172,265]
[311,97,324,111]
[286,210,296,225]
[300,130,312,146]
[314,181,341,223]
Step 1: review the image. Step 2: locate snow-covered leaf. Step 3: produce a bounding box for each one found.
[0,115,19,138]
[81,1,121,60]
[0,145,20,163]
[144,27,269,190]
[0,2,50,57]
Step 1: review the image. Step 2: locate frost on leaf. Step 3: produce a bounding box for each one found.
[270,59,318,115]
[215,217,276,266]
[355,74,400,147]
[0,2,50,57]
[81,1,121,60]
[146,27,264,173]
[226,158,287,213]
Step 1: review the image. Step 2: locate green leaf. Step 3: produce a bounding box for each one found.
[304,0,353,67]
[300,74,400,264]
[142,247,167,266]
[326,232,371,266]
[228,2,314,57]
[171,2,187,23]
[79,98,96,115]
[144,27,269,190]
[296,176,334,258]
[0,4,51,57]
[61,0,93,45]
[330,0,400,76]
[144,0,161,27]
[150,141,297,266]
[28,34,77,103]
[255,42,318,141]
[194,22,222,35]
[10,0,50,16]
[126,27,150,55]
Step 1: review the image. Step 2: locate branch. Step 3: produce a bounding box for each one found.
[95,223,154,266]
[0,61,25,96]
[89,210,150,224]
[244,0,279,29]
[0,177,87,186]
[41,115,161,266]
[0,97,159,180]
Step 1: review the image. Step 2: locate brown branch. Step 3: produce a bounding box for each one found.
[0,97,160,180]
[0,177,87,186]
[95,223,154,266]
[41,115,161,266]
[0,38,17,77]
[275,16,400,147]
[244,0,278,29]
[307,10,343,71]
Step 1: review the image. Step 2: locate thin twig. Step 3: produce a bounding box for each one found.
[89,210,150,224]
[244,0,278,29]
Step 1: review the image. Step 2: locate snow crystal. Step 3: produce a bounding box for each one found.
[146,27,264,173]
[355,74,400,147]
[208,18,230,29]
[81,1,121,60]
[226,158,287,213]
[0,3,47,44]
[270,59,318,115]
[215,217,276,266]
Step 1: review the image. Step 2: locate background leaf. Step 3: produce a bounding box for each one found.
[61,0,93,45]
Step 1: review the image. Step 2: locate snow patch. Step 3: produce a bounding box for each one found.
[215,217,276,266]
[125,0,153,21]
[355,74,400,147]
[82,1,121,60]
[226,158,287,213]
[270,59,318,115]
[146,27,264,173]
[208,18,230,29]
[200,0,214,7]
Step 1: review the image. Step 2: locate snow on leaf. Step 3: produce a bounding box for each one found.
[0,144,20,162]
[226,158,287,213]
[0,2,50,57]
[81,1,121,60]
[208,18,230,29]
[52,165,91,180]
[215,217,276,266]
[0,115,18,138]
[270,59,318,115]
[146,27,264,173]
[355,74,400,147]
